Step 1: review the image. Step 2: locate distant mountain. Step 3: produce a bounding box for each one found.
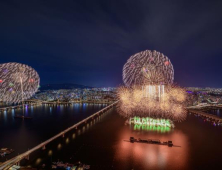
[40,83,92,90]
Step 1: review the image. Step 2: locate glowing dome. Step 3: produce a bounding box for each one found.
[0,62,40,103]
[123,50,174,86]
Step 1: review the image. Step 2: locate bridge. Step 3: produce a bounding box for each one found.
[0,99,115,112]
[188,109,222,123]
[0,101,118,170]
[0,100,114,112]
[187,104,222,110]
[42,100,114,105]
[0,101,42,112]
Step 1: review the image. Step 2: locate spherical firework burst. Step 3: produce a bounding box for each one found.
[123,50,174,86]
[0,62,40,103]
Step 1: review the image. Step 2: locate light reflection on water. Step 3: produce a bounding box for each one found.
[35,158,42,165]
[1,105,222,169]
[0,103,108,162]
[48,150,53,156]
[206,109,222,117]
[132,124,172,133]
[115,125,189,169]
[11,109,15,117]
[65,137,70,144]
[31,106,34,114]
[3,110,7,121]
[57,143,62,150]
[26,111,109,168]
[30,109,222,169]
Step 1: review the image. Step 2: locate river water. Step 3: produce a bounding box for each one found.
[0,104,222,170]
[0,104,107,159]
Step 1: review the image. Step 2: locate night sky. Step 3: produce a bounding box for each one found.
[0,0,222,87]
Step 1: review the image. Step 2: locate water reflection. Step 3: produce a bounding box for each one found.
[206,109,222,117]
[4,107,220,169]
[60,105,63,111]
[48,150,53,156]
[132,124,172,133]
[4,110,7,121]
[217,109,220,116]
[31,106,33,114]
[65,138,70,144]
[57,144,62,150]
[29,110,110,167]
[11,109,15,117]
[83,103,87,112]
[77,129,81,136]
[82,126,86,133]
[31,108,190,170]
[35,158,42,165]
[25,105,28,113]
[0,103,108,164]
[115,126,188,169]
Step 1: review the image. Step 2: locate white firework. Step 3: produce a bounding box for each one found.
[0,62,40,103]
[123,50,174,86]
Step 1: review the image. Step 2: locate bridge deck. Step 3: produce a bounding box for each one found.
[0,101,118,170]
[188,109,222,122]
[0,101,42,111]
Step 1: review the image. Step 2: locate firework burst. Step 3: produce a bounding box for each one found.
[123,50,174,87]
[0,62,40,103]
[117,85,187,122]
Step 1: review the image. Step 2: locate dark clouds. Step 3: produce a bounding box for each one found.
[0,0,222,87]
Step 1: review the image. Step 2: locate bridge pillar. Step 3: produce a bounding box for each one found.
[62,134,65,138]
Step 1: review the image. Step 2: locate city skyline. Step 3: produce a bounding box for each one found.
[1,0,222,87]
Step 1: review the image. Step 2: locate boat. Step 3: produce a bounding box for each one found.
[128,137,178,147]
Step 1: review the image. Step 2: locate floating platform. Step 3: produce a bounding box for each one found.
[125,137,180,147]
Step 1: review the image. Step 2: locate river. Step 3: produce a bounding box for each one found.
[1,104,222,170]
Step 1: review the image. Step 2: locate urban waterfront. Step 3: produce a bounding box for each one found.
[1,104,222,169]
